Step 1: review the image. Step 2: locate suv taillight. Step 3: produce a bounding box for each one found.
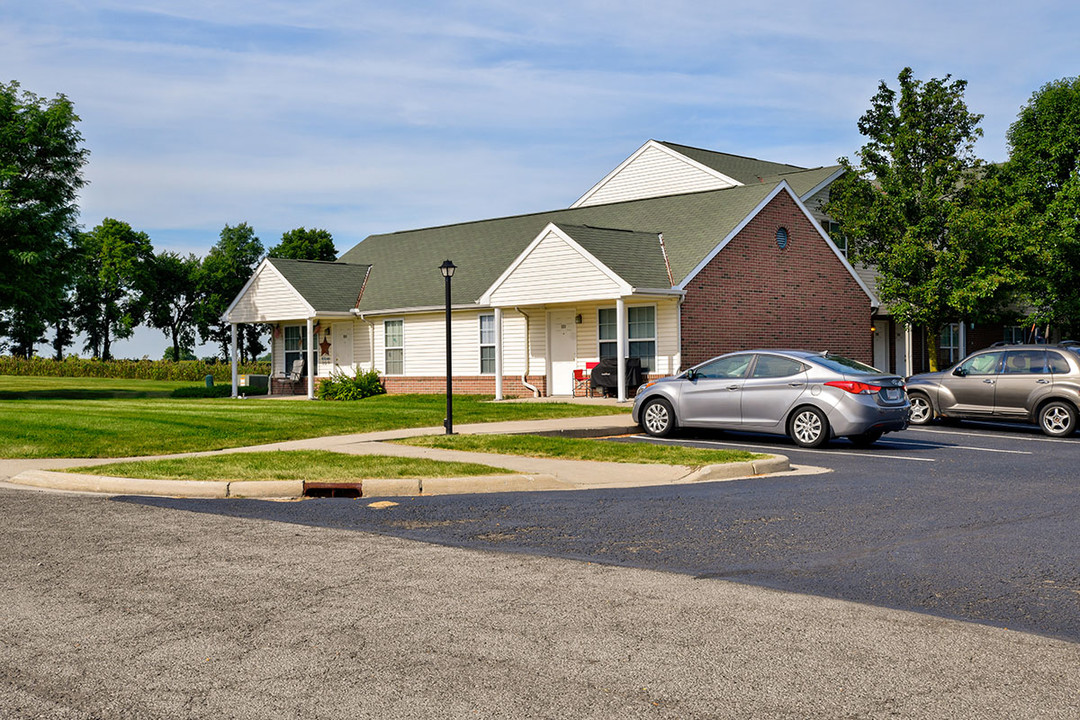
[825,380,882,395]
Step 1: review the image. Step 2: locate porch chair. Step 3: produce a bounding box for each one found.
[279,358,305,394]
[573,362,599,397]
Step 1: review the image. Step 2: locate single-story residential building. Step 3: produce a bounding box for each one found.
[224,140,878,399]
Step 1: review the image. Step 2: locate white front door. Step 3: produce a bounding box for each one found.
[549,310,576,396]
[332,322,354,374]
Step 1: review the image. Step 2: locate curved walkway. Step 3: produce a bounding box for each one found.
[1,415,795,499]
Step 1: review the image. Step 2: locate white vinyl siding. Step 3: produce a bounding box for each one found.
[488,230,623,306]
[228,267,310,323]
[574,144,738,208]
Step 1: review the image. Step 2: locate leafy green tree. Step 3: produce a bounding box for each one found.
[147,251,203,363]
[0,81,88,356]
[826,67,992,370]
[268,227,337,261]
[1002,77,1080,336]
[72,218,154,360]
[197,222,265,361]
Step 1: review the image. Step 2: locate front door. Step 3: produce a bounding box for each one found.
[332,322,354,374]
[679,353,754,427]
[549,310,576,396]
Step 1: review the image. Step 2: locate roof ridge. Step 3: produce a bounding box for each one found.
[657,140,806,170]
[363,180,783,240]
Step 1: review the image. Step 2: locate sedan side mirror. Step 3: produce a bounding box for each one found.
[685,368,698,381]
[952,367,968,377]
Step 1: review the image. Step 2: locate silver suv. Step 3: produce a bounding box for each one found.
[905,343,1080,437]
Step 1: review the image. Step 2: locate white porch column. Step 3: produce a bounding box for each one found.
[306,318,315,399]
[616,297,627,402]
[230,324,239,398]
[494,307,504,401]
[904,324,914,377]
[959,321,968,359]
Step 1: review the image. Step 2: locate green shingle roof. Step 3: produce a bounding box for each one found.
[657,141,806,184]
[267,258,371,312]
[338,180,781,312]
[555,224,671,289]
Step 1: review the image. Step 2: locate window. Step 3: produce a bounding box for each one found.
[752,354,806,378]
[627,306,656,372]
[957,351,1003,376]
[597,306,656,371]
[1003,325,1026,344]
[695,354,753,379]
[1048,351,1071,374]
[1004,350,1047,374]
[940,323,960,366]
[819,219,847,255]
[384,320,403,375]
[284,325,307,377]
[479,314,496,374]
[598,308,617,361]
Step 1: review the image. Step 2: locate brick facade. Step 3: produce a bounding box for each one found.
[680,190,873,367]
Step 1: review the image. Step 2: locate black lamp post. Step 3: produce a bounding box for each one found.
[440,259,457,434]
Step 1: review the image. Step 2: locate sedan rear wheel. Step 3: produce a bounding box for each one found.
[908,392,933,425]
[1039,401,1077,437]
[790,406,829,448]
[641,398,677,438]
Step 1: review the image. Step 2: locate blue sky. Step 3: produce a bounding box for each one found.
[3,0,1075,358]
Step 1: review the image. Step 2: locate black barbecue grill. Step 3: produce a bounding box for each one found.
[590,357,643,397]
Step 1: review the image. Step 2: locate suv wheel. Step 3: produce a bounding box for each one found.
[908,392,933,425]
[1039,401,1077,437]
[641,398,677,438]
[790,406,829,448]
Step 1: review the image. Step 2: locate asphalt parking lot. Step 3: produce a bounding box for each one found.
[141,419,1080,643]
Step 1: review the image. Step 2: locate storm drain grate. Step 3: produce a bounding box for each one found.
[303,482,362,498]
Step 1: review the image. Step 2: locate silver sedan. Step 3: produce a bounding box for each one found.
[632,350,910,448]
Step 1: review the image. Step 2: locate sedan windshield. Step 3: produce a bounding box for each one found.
[810,353,882,375]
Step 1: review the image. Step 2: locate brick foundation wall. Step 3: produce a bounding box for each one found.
[680,191,873,368]
[381,375,548,397]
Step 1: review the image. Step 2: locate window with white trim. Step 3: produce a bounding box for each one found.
[627,306,656,372]
[384,319,403,375]
[284,325,308,377]
[598,308,617,361]
[479,314,495,374]
[940,323,960,366]
[597,306,656,371]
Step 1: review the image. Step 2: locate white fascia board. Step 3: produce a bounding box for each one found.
[798,166,846,202]
[569,140,742,209]
[675,181,879,307]
[477,222,632,304]
[353,304,481,317]
[220,258,316,323]
[628,287,686,298]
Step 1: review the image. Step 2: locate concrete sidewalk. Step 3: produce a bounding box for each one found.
[3,414,795,499]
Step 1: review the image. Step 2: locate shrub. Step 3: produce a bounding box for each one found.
[0,356,269,381]
[316,369,386,401]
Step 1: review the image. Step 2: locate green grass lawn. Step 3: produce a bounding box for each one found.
[0,376,628,458]
[396,434,763,467]
[72,450,512,481]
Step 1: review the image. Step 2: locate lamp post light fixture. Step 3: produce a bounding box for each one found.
[440,259,457,434]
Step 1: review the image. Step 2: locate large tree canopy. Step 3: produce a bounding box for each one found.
[0,81,88,356]
[268,227,337,261]
[1003,76,1080,335]
[146,251,203,363]
[72,218,154,360]
[197,222,265,361]
[826,67,995,370]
